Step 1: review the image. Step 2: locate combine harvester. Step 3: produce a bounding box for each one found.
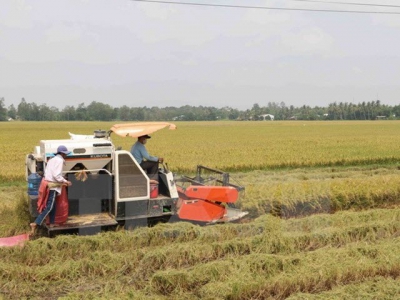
[14,122,247,240]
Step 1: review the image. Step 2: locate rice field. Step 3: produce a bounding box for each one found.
[1,120,400,299]
[1,121,399,181]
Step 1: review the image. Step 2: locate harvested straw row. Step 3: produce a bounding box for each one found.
[150,239,400,299]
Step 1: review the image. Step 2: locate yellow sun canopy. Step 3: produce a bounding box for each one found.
[110,122,177,138]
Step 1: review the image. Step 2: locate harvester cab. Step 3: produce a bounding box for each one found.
[25,122,248,236]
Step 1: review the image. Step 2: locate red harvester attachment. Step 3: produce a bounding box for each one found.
[176,165,248,224]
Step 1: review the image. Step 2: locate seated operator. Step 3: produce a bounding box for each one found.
[131,135,163,181]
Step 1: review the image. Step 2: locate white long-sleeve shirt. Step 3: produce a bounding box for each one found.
[44,154,68,194]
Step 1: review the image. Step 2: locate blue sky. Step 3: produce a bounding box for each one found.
[1,0,400,109]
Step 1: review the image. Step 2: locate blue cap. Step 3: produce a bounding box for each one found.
[57,145,71,155]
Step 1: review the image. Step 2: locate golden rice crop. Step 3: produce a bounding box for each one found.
[239,170,400,218]
[1,121,400,182]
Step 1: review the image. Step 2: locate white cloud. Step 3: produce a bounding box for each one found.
[241,7,291,26]
[280,27,334,55]
[372,15,400,28]
[45,23,82,43]
[132,3,224,47]
[0,0,33,29]
[135,1,178,21]
[352,66,363,74]
[231,7,292,40]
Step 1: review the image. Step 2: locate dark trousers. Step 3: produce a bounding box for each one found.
[34,189,57,225]
[140,161,159,180]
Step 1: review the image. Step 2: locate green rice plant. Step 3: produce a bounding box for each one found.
[0,189,31,237]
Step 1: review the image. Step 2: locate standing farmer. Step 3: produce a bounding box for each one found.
[30,145,72,235]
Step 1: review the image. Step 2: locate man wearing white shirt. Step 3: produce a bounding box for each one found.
[30,145,72,234]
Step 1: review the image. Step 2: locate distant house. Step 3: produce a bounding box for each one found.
[376,116,387,120]
[7,117,14,121]
[172,115,185,121]
[259,114,274,121]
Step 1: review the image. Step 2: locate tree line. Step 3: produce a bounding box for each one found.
[0,97,399,121]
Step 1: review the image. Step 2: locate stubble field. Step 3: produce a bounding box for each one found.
[0,121,399,299]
